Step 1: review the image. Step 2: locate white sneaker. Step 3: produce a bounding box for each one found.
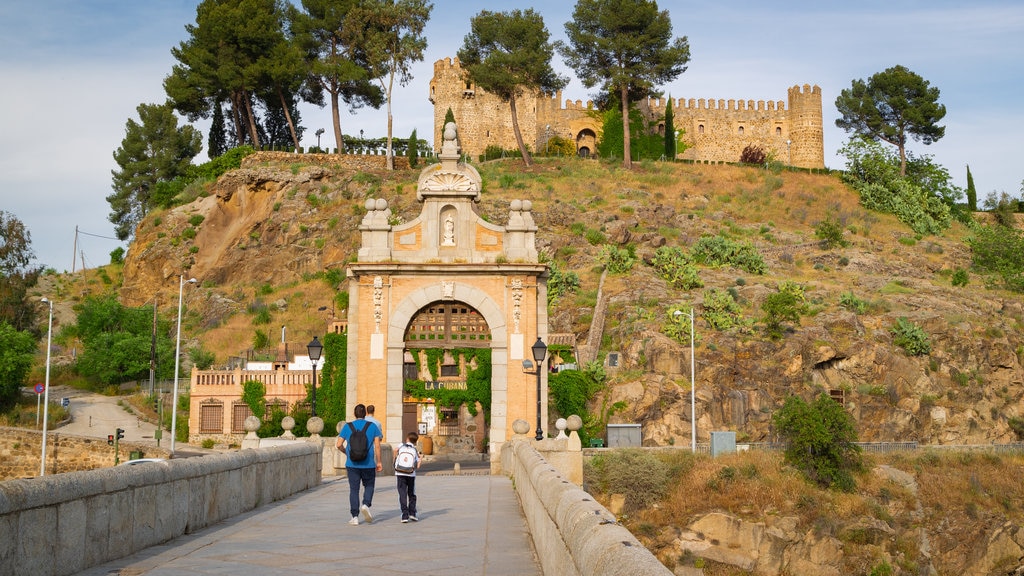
[348,517,359,526]
[409,515,418,522]
[360,504,373,523]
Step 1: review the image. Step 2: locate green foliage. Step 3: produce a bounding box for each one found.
[584,228,607,245]
[188,214,205,227]
[761,281,807,339]
[951,268,969,287]
[109,247,125,264]
[404,348,492,419]
[815,213,848,249]
[651,246,703,290]
[408,128,419,168]
[663,96,676,159]
[188,345,215,370]
[543,135,577,157]
[701,288,745,332]
[968,224,1024,292]
[663,307,696,345]
[839,137,955,234]
[252,329,270,351]
[839,291,867,314]
[73,295,176,385]
[315,332,348,430]
[548,369,603,444]
[241,379,267,420]
[773,393,863,491]
[599,244,637,274]
[983,190,1022,228]
[0,321,35,411]
[966,164,977,211]
[108,102,203,240]
[547,260,581,306]
[585,449,670,513]
[691,235,766,274]
[891,317,931,356]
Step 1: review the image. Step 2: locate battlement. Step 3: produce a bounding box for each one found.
[647,96,788,112]
[788,83,821,96]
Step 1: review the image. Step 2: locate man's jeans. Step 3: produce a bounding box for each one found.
[347,467,377,517]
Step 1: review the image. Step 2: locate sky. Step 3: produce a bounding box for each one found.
[1,0,1022,273]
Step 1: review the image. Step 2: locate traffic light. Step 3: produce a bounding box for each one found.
[116,428,124,441]
[107,434,114,446]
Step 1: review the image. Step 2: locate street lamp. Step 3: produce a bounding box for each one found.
[786,139,792,166]
[306,336,323,417]
[531,337,547,441]
[170,275,197,456]
[674,309,696,453]
[39,297,53,476]
[315,128,324,150]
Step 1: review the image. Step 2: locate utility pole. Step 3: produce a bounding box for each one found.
[150,296,157,397]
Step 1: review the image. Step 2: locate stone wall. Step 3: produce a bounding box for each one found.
[429,57,825,169]
[501,434,671,576]
[0,442,321,576]
[0,427,169,481]
[242,151,413,171]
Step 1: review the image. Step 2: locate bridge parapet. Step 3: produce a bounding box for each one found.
[0,442,321,576]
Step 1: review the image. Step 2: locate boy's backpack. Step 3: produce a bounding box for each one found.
[394,443,417,474]
[346,421,372,462]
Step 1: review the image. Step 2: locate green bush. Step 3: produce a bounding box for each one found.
[839,291,867,314]
[599,245,636,273]
[968,225,1024,292]
[701,288,745,331]
[651,246,703,290]
[188,214,205,227]
[815,214,848,249]
[691,235,766,274]
[584,228,607,246]
[773,393,863,491]
[951,268,969,287]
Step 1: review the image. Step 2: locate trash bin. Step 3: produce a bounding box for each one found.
[419,436,433,455]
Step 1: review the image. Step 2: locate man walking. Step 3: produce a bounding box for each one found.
[365,404,382,432]
[337,404,383,525]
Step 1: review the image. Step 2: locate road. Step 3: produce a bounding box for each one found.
[50,385,166,447]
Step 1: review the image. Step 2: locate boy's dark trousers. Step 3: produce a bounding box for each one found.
[397,475,417,519]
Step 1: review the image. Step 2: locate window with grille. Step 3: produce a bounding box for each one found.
[405,302,490,347]
[200,402,224,434]
[232,403,254,433]
[265,400,287,420]
[437,407,460,436]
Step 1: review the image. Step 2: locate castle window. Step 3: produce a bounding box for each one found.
[738,126,744,135]
[698,124,704,134]
[776,127,782,136]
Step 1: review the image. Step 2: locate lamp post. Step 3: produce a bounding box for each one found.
[315,128,324,150]
[39,297,53,476]
[674,309,696,452]
[786,139,792,166]
[531,337,547,441]
[306,336,323,417]
[170,275,197,456]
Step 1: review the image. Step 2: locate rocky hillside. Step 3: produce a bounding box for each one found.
[117,151,1023,448]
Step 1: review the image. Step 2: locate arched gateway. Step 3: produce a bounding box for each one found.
[345,123,548,467]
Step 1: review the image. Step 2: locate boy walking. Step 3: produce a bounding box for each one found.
[394,431,422,523]
[337,404,383,525]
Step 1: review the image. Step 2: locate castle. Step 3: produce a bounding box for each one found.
[429,57,824,169]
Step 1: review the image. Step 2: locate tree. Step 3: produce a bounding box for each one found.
[72,295,176,386]
[165,0,292,147]
[0,212,40,333]
[208,102,229,159]
[773,393,863,492]
[560,0,690,169]
[0,321,35,411]
[458,9,567,167]
[292,0,384,154]
[242,379,267,419]
[108,102,202,240]
[835,65,946,177]
[966,164,977,212]
[346,0,432,169]
[407,128,419,167]
[663,95,675,159]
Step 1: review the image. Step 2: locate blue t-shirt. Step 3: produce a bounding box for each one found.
[339,418,382,468]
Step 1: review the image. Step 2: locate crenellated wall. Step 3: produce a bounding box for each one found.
[429,57,824,168]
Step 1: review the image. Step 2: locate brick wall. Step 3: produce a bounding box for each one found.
[0,427,169,481]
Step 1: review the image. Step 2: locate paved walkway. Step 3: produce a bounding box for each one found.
[76,472,542,576]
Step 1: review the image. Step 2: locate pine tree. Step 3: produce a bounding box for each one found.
[664,95,675,160]
[966,164,977,212]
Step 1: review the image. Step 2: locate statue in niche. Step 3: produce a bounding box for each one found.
[441,214,455,246]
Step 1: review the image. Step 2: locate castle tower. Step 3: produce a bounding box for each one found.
[786,84,824,168]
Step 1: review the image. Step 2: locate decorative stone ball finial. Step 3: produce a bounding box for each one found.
[566,414,583,432]
[281,416,296,439]
[244,415,261,433]
[512,419,530,436]
[443,121,457,142]
[555,418,568,439]
[307,416,324,436]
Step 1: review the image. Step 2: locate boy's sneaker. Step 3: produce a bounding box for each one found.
[401,516,409,523]
[348,517,359,526]
[409,515,418,522]
[360,504,373,523]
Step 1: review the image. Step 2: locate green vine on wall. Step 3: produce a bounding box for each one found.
[405,347,492,422]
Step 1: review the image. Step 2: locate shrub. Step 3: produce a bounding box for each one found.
[773,393,863,491]
[951,268,969,287]
[701,288,745,331]
[188,214,205,227]
[585,449,670,513]
[815,214,848,249]
[739,145,766,165]
[584,228,607,246]
[599,244,637,274]
[651,246,703,290]
[761,282,807,339]
[891,317,931,356]
[691,235,766,274]
[839,291,867,314]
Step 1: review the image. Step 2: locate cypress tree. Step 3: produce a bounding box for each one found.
[408,128,419,168]
[209,102,227,159]
[444,107,456,127]
[664,95,675,160]
[966,164,977,211]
